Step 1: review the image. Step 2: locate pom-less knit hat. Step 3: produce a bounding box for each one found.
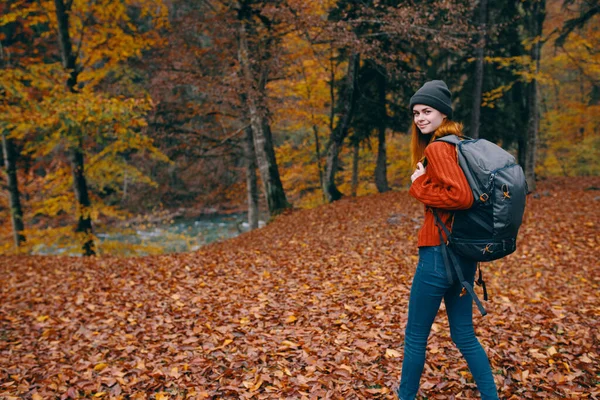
[409,80,453,118]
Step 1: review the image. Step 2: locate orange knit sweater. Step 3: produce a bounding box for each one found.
[409,141,474,247]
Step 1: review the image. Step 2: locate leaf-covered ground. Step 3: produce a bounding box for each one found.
[1,177,599,399]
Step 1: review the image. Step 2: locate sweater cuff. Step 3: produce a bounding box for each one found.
[409,174,427,197]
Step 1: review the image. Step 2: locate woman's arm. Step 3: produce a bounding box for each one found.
[409,141,473,210]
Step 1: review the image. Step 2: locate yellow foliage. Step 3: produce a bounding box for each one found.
[0,0,171,255]
[479,5,599,177]
[538,10,600,177]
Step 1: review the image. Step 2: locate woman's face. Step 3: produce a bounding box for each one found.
[412,104,446,134]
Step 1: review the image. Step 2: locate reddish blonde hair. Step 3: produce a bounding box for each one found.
[410,118,464,168]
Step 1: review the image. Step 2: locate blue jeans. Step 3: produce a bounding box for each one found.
[397,246,499,400]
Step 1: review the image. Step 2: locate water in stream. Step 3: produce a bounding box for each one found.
[33,213,265,256]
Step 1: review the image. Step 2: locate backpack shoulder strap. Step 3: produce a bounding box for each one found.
[434,134,462,145]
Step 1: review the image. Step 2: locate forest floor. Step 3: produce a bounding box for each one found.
[1,177,599,399]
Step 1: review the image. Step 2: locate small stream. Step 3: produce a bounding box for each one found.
[33,213,266,256]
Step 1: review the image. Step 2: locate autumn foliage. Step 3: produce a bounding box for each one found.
[1,0,599,254]
[1,177,598,399]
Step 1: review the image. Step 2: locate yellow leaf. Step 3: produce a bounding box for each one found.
[93,362,108,372]
[155,393,169,400]
[32,394,43,400]
[285,315,297,323]
[251,377,263,391]
[36,315,49,322]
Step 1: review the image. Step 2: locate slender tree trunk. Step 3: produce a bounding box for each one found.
[374,69,389,192]
[313,124,324,201]
[244,124,259,230]
[513,81,528,167]
[237,17,289,217]
[525,0,546,193]
[351,141,359,197]
[590,84,600,106]
[122,169,128,201]
[71,139,95,255]
[298,62,325,200]
[578,74,585,141]
[55,0,95,255]
[54,0,78,92]
[326,44,336,202]
[525,76,539,192]
[470,0,487,139]
[324,53,359,202]
[328,44,336,135]
[1,130,25,248]
[518,134,527,170]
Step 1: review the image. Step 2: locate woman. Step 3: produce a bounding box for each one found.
[397,80,499,400]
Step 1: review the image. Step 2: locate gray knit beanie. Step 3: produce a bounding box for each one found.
[409,80,453,118]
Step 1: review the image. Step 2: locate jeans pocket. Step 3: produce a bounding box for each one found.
[417,247,433,270]
[418,246,447,280]
[432,254,448,279]
[429,247,449,279]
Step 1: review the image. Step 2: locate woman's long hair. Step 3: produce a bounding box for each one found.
[410,118,464,168]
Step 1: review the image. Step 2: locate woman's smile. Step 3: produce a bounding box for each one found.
[413,104,446,134]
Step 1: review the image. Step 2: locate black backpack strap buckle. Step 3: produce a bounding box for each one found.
[475,264,488,301]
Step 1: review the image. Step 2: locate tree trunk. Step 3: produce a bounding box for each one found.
[313,124,324,202]
[469,0,487,139]
[524,0,546,193]
[299,61,325,201]
[55,0,95,255]
[525,77,539,193]
[351,141,359,197]
[1,130,25,248]
[122,169,128,201]
[374,70,389,192]
[324,53,359,202]
[71,141,95,256]
[237,17,289,217]
[54,0,78,92]
[512,81,528,167]
[244,124,259,230]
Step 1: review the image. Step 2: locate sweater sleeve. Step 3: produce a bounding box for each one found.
[409,141,474,210]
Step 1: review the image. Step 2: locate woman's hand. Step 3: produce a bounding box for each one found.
[411,162,426,183]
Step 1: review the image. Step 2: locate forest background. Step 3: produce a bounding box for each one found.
[1,0,599,256]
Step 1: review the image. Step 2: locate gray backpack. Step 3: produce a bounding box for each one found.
[432,135,528,315]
